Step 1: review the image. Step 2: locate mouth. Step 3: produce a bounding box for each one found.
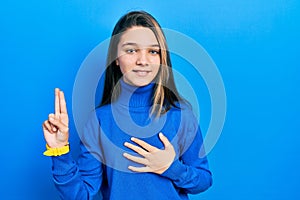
[132,69,151,76]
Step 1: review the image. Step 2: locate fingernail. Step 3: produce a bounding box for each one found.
[159,133,163,137]
[49,117,54,121]
[124,142,128,146]
[131,137,135,141]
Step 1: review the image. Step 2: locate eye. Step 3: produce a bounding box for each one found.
[125,49,137,54]
[149,49,160,55]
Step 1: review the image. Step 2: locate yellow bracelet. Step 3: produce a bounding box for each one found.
[43,143,70,156]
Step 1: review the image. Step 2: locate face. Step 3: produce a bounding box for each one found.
[116,26,161,87]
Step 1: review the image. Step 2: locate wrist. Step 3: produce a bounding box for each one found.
[43,143,70,156]
[47,141,69,148]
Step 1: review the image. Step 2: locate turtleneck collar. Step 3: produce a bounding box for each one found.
[116,78,155,108]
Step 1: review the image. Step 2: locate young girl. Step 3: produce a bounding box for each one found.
[42,11,212,200]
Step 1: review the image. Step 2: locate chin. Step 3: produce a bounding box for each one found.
[123,76,154,87]
[130,80,152,87]
[133,82,150,87]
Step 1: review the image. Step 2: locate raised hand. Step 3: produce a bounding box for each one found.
[123,133,175,174]
[42,88,69,148]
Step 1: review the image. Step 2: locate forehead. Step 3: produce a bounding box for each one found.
[119,26,159,46]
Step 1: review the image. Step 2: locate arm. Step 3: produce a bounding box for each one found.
[42,88,103,199]
[160,127,212,194]
[52,142,103,200]
[158,108,212,194]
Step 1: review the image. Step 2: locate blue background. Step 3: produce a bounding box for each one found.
[1,0,299,199]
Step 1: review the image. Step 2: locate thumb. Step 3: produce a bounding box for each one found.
[49,116,69,134]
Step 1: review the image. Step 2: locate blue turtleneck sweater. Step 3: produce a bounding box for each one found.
[51,80,212,200]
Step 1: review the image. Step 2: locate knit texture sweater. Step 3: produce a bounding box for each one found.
[51,80,212,200]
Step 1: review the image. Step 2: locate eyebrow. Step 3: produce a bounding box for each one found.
[121,42,160,48]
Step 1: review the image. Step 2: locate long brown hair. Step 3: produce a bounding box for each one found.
[100,11,184,115]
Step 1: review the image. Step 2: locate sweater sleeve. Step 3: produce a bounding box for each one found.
[52,143,103,200]
[160,113,212,194]
[51,115,103,200]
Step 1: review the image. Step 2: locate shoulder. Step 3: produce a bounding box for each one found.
[167,100,199,130]
[169,100,196,119]
[95,104,112,117]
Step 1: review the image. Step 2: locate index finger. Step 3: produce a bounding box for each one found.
[131,137,157,152]
[55,88,60,115]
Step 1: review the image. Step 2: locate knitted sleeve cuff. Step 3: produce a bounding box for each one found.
[160,159,187,180]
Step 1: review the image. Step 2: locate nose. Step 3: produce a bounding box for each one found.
[136,50,148,66]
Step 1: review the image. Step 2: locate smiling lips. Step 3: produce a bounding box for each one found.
[132,69,151,77]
